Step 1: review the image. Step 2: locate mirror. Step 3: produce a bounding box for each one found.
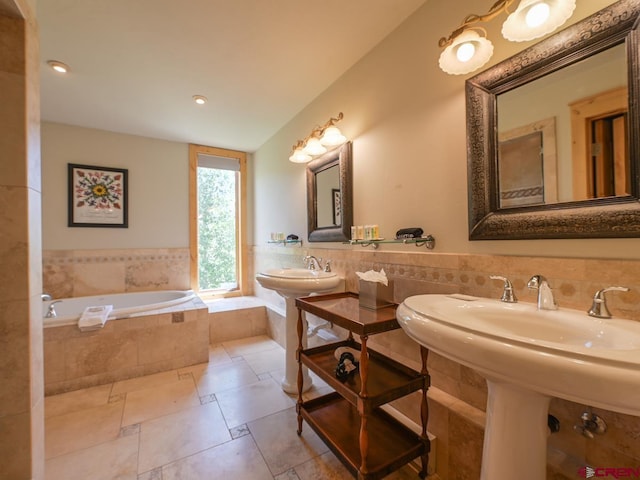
[467,0,640,240]
[307,141,353,242]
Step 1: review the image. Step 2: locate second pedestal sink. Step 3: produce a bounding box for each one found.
[396,294,640,480]
[256,268,342,394]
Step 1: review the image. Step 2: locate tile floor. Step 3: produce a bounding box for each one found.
[44,335,425,479]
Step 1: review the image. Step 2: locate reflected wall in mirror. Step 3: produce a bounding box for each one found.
[467,0,640,240]
[306,141,352,242]
[497,44,627,207]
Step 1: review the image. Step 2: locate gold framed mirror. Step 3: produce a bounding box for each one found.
[467,0,640,240]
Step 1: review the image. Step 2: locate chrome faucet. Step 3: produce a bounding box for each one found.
[303,255,332,272]
[527,275,557,310]
[489,275,517,303]
[45,300,62,318]
[41,293,52,301]
[304,255,322,271]
[587,286,630,318]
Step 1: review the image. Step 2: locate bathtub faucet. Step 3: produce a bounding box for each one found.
[45,300,62,318]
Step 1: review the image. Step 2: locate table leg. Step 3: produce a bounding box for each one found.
[296,307,304,435]
[419,345,430,478]
[358,335,369,476]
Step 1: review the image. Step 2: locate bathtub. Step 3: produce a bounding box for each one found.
[43,289,209,395]
[43,290,197,327]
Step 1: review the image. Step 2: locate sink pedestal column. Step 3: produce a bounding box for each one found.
[281,295,312,394]
[482,379,551,480]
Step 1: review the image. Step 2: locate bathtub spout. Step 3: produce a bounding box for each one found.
[46,300,62,318]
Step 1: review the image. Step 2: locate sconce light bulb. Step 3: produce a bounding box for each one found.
[502,0,575,42]
[303,137,327,156]
[320,126,347,146]
[456,42,476,63]
[289,148,312,163]
[439,29,493,75]
[526,2,550,28]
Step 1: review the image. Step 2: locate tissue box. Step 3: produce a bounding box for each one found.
[359,279,395,310]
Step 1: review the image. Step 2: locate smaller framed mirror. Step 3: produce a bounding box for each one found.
[307,141,353,242]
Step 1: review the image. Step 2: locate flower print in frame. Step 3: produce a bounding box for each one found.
[68,163,128,227]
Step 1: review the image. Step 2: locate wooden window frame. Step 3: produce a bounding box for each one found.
[189,144,247,297]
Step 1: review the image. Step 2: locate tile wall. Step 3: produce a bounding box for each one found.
[253,245,640,480]
[0,4,43,478]
[42,248,191,298]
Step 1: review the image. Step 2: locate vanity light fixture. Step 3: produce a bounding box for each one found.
[192,95,208,105]
[289,112,347,163]
[438,0,576,75]
[47,60,70,74]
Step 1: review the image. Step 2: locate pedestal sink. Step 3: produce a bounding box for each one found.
[256,268,342,394]
[396,294,640,480]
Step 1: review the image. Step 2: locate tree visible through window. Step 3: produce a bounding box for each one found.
[197,167,237,291]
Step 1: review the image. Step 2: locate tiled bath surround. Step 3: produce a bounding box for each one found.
[43,296,209,395]
[42,248,191,299]
[253,245,640,480]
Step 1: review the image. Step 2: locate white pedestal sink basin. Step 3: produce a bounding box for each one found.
[397,294,640,480]
[256,268,342,394]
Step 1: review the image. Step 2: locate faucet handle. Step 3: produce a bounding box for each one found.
[324,260,332,273]
[588,286,630,318]
[489,275,517,303]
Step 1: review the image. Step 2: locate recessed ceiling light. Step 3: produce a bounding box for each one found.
[47,60,70,74]
[193,95,207,105]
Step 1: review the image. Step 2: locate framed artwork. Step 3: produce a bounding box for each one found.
[68,163,128,228]
[332,188,341,225]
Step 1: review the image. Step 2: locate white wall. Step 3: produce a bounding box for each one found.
[41,122,189,249]
[253,0,640,259]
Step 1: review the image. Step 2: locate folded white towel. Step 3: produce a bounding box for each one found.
[78,305,113,332]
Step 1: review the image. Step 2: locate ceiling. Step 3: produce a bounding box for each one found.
[38,0,426,152]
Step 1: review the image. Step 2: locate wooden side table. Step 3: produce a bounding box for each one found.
[295,292,430,479]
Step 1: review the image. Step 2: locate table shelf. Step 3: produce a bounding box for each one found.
[301,340,427,411]
[300,392,425,480]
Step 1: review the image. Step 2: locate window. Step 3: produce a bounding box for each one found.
[189,144,247,297]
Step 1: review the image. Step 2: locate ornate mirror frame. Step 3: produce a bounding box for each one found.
[306,141,353,242]
[467,0,640,240]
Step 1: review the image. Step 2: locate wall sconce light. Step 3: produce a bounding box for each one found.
[289,112,347,163]
[438,0,576,75]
